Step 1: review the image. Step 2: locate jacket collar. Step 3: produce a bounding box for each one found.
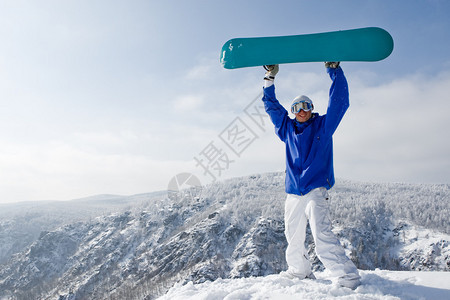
[294,113,319,133]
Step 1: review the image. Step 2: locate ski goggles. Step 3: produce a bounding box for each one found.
[291,100,313,114]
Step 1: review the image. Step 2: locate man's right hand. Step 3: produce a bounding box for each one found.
[264,64,279,80]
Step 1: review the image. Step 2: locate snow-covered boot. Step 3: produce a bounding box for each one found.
[338,275,361,290]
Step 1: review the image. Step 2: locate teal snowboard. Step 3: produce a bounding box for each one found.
[220,27,394,69]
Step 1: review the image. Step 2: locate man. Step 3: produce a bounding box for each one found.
[262,63,361,289]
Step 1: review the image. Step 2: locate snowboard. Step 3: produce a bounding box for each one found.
[220,27,394,69]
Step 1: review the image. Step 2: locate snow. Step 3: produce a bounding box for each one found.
[158,270,450,300]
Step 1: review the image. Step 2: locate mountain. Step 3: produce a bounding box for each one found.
[0,172,448,299]
[0,192,165,265]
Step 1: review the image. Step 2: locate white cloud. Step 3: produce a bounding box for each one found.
[185,64,214,80]
[334,70,450,183]
[172,94,205,112]
[0,141,193,203]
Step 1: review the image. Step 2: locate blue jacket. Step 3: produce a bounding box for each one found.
[262,67,349,196]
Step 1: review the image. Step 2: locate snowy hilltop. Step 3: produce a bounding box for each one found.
[159,270,450,300]
[0,172,449,299]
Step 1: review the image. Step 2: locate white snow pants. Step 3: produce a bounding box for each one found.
[284,188,359,279]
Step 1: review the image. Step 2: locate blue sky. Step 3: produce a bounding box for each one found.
[0,0,449,203]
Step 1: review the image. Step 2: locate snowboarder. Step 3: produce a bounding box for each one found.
[262,63,361,289]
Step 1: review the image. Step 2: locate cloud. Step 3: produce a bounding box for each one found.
[185,64,214,81]
[172,94,205,112]
[0,141,194,203]
[334,70,450,183]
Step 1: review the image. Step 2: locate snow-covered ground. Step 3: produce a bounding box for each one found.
[158,270,450,300]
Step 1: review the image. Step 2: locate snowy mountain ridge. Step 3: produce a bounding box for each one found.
[0,172,448,299]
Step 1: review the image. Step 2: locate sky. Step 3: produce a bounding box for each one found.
[0,0,449,203]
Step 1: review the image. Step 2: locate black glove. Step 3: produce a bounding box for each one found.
[263,64,279,80]
[325,62,340,69]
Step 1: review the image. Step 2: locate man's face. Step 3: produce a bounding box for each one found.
[295,109,312,123]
